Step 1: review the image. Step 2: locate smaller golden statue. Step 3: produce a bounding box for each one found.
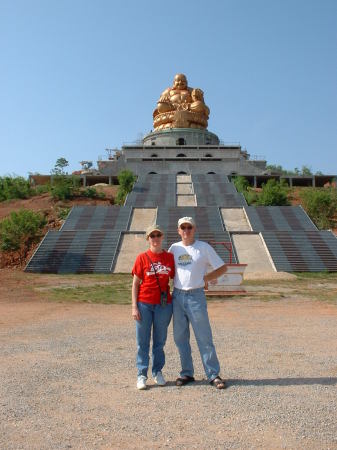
[153,74,210,130]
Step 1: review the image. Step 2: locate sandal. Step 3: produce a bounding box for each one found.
[175,376,195,386]
[210,376,226,389]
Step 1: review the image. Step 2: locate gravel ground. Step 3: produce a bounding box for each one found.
[1,298,337,449]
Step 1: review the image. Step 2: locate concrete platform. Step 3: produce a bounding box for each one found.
[113,233,148,273]
[221,208,251,231]
[244,271,297,280]
[232,233,275,273]
[129,208,157,231]
[177,195,197,206]
[177,183,194,194]
[176,175,192,183]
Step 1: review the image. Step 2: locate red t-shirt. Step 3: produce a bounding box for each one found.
[132,250,175,305]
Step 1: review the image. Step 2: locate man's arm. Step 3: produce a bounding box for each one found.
[204,264,227,283]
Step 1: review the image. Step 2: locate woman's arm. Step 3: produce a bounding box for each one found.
[132,275,141,321]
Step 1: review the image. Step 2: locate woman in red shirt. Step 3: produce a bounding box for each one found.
[132,224,175,390]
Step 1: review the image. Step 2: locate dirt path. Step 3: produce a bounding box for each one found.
[0,270,337,449]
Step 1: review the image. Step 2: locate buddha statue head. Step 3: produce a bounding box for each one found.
[173,74,188,91]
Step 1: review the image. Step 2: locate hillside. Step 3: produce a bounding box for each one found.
[0,185,118,269]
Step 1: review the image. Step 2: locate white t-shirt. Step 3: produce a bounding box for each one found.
[168,240,224,290]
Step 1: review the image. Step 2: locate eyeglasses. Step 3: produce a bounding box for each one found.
[180,225,193,230]
[149,233,162,239]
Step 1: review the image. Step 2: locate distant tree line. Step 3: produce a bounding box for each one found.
[233,175,337,229]
[266,164,325,176]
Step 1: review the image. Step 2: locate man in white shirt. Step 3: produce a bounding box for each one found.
[168,217,227,389]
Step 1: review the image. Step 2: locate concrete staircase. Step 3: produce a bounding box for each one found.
[261,230,337,272]
[25,230,121,274]
[25,174,337,274]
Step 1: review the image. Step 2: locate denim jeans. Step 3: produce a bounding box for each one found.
[173,288,220,381]
[136,301,173,377]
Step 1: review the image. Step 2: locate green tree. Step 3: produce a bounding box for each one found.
[0,209,46,261]
[256,179,289,206]
[299,188,337,229]
[301,165,313,176]
[266,164,285,174]
[51,157,69,175]
[116,170,136,205]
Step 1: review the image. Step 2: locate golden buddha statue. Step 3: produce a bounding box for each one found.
[153,74,210,130]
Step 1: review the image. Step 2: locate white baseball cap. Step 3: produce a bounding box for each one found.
[177,217,196,228]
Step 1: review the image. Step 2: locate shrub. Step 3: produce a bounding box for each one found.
[256,179,289,206]
[0,176,32,202]
[233,175,249,193]
[116,170,136,205]
[232,176,257,205]
[82,187,106,199]
[50,175,80,200]
[0,209,46,260]
[32,184,50,195]
[244,189,258,205]
[57,207,71,220]
[299,188,337,229]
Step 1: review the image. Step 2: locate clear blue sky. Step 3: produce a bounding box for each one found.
[1,0,336,176]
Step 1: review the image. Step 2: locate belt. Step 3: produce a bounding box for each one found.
[173,287,204,293]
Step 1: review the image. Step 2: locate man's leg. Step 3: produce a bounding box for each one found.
[186,289,220,381]
[173,290,194,378]
[135,302,153,377]
[152,303,173,377]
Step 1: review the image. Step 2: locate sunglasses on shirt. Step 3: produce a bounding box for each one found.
[180,225,193,230]
[149,233,162,239]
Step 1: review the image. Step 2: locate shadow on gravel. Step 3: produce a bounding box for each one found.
[227,377,337,387]
[144,378,337,389]
[147,380,211,389]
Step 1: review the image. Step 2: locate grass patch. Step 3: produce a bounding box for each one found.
[37,272,337,305]
[243,272,337,286]
[46,274,132,304]
[48,283,132,304]
[294,272,337,280]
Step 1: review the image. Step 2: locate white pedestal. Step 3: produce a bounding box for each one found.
[205,264,247,295]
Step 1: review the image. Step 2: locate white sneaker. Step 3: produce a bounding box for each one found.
[154,371,166,386]
[137,375,147,390]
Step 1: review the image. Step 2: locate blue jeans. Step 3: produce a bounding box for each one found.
[136,301,173,377]
[173,288,220,381]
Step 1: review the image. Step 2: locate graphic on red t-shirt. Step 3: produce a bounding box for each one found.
[132,250,175,305]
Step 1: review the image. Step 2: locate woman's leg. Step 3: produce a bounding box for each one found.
[136,302,153,377]
[152,303,173,376]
